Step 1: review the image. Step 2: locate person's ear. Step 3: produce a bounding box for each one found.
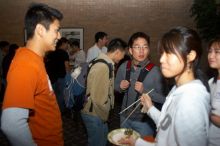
[112,49,119,57]
[187,50,196,62]
[129,47,133,55]
[98,38,102,43]
[35,24,46,38]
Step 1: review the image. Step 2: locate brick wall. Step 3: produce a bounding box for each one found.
[0,0,195,64]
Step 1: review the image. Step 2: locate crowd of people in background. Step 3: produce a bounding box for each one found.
[0,2,219,146]
[0,41,19,102]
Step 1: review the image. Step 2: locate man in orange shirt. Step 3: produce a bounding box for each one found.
[1,3,64,146]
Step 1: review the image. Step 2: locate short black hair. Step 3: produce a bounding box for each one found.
[0,41,10,50]
[25,3,63,40]
[107,38,127,53]
[8,44,19,54]
[56,37,69,49]
[95,32,107,43]
[70,41,80,48]
[128,32,150,48]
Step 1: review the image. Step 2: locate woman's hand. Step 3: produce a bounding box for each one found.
[118,136,137,146]
[210,113,220,128]
[140,93,153,113]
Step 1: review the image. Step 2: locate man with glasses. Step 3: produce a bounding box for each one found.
[115,32,166,137]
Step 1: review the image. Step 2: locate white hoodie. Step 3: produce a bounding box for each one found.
[136,80,210,146]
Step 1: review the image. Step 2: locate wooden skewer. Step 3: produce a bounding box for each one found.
[121,102,141,126]
[119,89,154,115]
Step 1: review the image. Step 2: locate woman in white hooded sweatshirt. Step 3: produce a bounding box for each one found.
[119,26,210,146]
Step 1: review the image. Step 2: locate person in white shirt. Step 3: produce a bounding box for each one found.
[69,40,86,67]
[207,37,220,146]
[86,31,109,62]
[101,46,108,54]
[119,26,210,146]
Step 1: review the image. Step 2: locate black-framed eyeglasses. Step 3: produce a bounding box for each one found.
[132,45,149,50]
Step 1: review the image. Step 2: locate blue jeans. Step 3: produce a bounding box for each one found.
[120,116,154,137]
[52,78,65,113]
[81,113,108,146]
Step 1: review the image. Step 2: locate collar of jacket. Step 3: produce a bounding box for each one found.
[132,59,150,68]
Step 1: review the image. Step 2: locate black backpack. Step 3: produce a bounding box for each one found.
[124,60,155,107]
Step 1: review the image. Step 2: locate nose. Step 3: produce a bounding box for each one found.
[160,53,165,63]
[139,47,144,53]
[57,32,61,39]
[139,47,147,55]
[208,51,215,59]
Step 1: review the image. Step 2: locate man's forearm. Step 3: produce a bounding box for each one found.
[1,108,37,146]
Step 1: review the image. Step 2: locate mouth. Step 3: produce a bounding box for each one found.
[208,60,215,64]
[138,55,144,58]
[160,65,166,69]
[160,66,169,73]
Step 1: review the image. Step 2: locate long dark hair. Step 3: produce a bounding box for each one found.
[159,26,202,72]
[158,26,209,91]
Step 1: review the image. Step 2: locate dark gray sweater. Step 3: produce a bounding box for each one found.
[115,60,166,121]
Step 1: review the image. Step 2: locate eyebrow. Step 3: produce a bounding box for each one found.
[208,48,220,52]
[210,48,220,50]
[133,44,148,46]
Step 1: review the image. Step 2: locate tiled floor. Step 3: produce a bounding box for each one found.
[0,97,122,146]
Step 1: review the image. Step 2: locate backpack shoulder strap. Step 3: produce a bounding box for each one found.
[87,59,113,113]
[89,59,113,79]
[131,62,155,108]
[125,60,132,81]
[137,62,155,82]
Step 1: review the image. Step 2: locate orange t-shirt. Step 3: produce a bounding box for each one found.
[3,48,64,146]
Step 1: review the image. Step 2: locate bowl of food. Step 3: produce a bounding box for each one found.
[108,128,140,146]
